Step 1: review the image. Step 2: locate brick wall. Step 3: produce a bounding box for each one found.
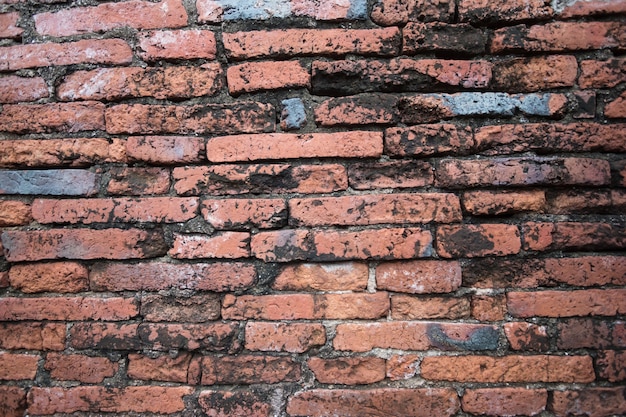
[0,0,625,415]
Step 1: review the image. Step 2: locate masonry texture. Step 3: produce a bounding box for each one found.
[0,0,625,415]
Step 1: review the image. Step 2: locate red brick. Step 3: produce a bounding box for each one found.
[492,55,577,92]
[0,297,138,321]
[615,159,626,187]
[272,262,368,291]
[70,323,141,350]
[138,323,240,352]
[287,388,460,417]
[386,354,420,380]
[34,0,187,37]
[106,167,170,195]
[127,136,204,164]
[403,22,487,55]
[597,350,626,382]
[579,58,626,88]
[384,124,474,156]
[471,294,506,321]
[508,289,626,317]
[334,322,498,352]
[59,65,223,101]
[421,355,594,383]
[376,260,462,294]
[370,0,454,25]
[557,319,624,349]
[252,227,432,262]
[463,190,546,216]
[0,353,39,380]
[0,102,105,133]
[0,76,47,103]
[140,293,220,322]
[437,157,611,188]
[174,164,347,196]
[0,39,132,71]
[207,131,382,162]
[0,322,66,351]
[90,261,255,292]
[169,232,250,259]
[0,386,26,417]
[201,355,301,385]
[223,27,400,60]
[504,322,550,351]
[308,357,385,385]
[2,228,166,261]
[560,0,626,18]
[0,270,7,288]
[551,388,626,417]
[202,198,287,230]
[9,262,88,293]
[199,390,271,417]
[606,91,626,118]
[458,0,552,22]
[138,29,217,61]
[392,295,470,319]
[228,60,309,95]
[491,21,626,53]
[33,197,198,224]
[245,322,326,353]
[545,189,625,214]
[128,352,196,383]
[316,93,399,126]
[0,138,126,168]
[45,354,117,383]
[222,292,389,320]
[348,160,434,190]
[105,103,275,135]
[0,200,31,226]
[27,386,193,414]
[462,388,547,416]
[0,12,22,38]
[437,224,521,258]
[522,221,626,252]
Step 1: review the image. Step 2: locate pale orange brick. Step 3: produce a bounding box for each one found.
[169,232,250,259]
[0,353,39,380]
[463,190,546,216]
[0,102,105,133]
[138,29,217,61]
[45,354,117,383]
[579,58,626,88]
[508,289,626,317]
[128,352,196,383]
[0,76,47,103]
[9,262,88,293]
[202,198,287,229]
[606,91,626,118]
[0,200,31,226]
[228,60,309,94]
[0,322,66,351]
[376,260,462,294]
[272,262,368,291]
[0,297,138,321]
[392,295,470,319]
[308,357,385,385]
[245,322,326,353]
[126,136,204,164]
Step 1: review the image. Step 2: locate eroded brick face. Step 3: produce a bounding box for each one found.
[1,0,624,416]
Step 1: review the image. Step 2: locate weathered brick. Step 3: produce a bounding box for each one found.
[199,390,271,417]
[202,198,287,230]
[392,295,470,319]
[546,189,626,214]
[315,93,399,126]
[140,293,221,322]
[174,164,347,196]
[311,59,492,95]
[573,90,596,119]
[471,294,506,321]
[492,55,577,92]
[290,0,368,20]
[462,388,547,416]
[0,102,105,133]
[0,39,132,71]
[281,97,307,130]
[421,355,594,383]
[386,354,420,380]
[223,27,400,60]
[138,323,239,351]
[491,21,626,53]
[45,354,117,383]
[128,352,198,384]
[0,297,137,321]
[559,0,626,18]
[290,193,461,226]
[463,190,546,216]
[0,353,39,380]
[252,227,433,262]
[228,60,309,95]
[0,12,22,38]
[614,159,626,187]
[70,323,141,350]
[272,262,368,291]
[403,22,487,55]
[0,200,31,226]
[222,292,389,320]
[33,197,198,224]
[27,386,193,414]
[58,65,223,101]
[34,0,187,37]
[9,262,88,293]
[458,0,552,22]
[579,58,626,88]
[287,388,460,417]
[0,386,26,417]
[334,322,498,352]
[138,29,217,61]
[557,319,618,350]
[2,228,166,261]
[437,158,610,188]
[169,232,250,259]
[0,76,47,103]
[126,136,204,164]
[106,167,170,195]
[0,271,7,288]
[522,222,626,252]
[551,388,626,417]
[370,0,454,25]
[348,160,434,189]
[437,224,521,258]
[105,103,275,135]
[0,169,99,196]
[308,357,385,385]
[606,91,626,118]
[376,260,462,294]
[201,355,301,385]
[90,261,255,292]
[508,289,626,317]
[0,322,66,351]
[597,350,626,382]
[384,124,474,156]
[245,322,326,353]
[504,322,550,351]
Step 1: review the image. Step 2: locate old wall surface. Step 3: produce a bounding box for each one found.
[0,0,625,415]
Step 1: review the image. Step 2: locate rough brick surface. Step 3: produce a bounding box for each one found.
[0,102,105,133]
[45,353,118,383]
[462,388,547,416]
[0,76,48,103]
[138,29,217,61]
[9,262,89,293]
